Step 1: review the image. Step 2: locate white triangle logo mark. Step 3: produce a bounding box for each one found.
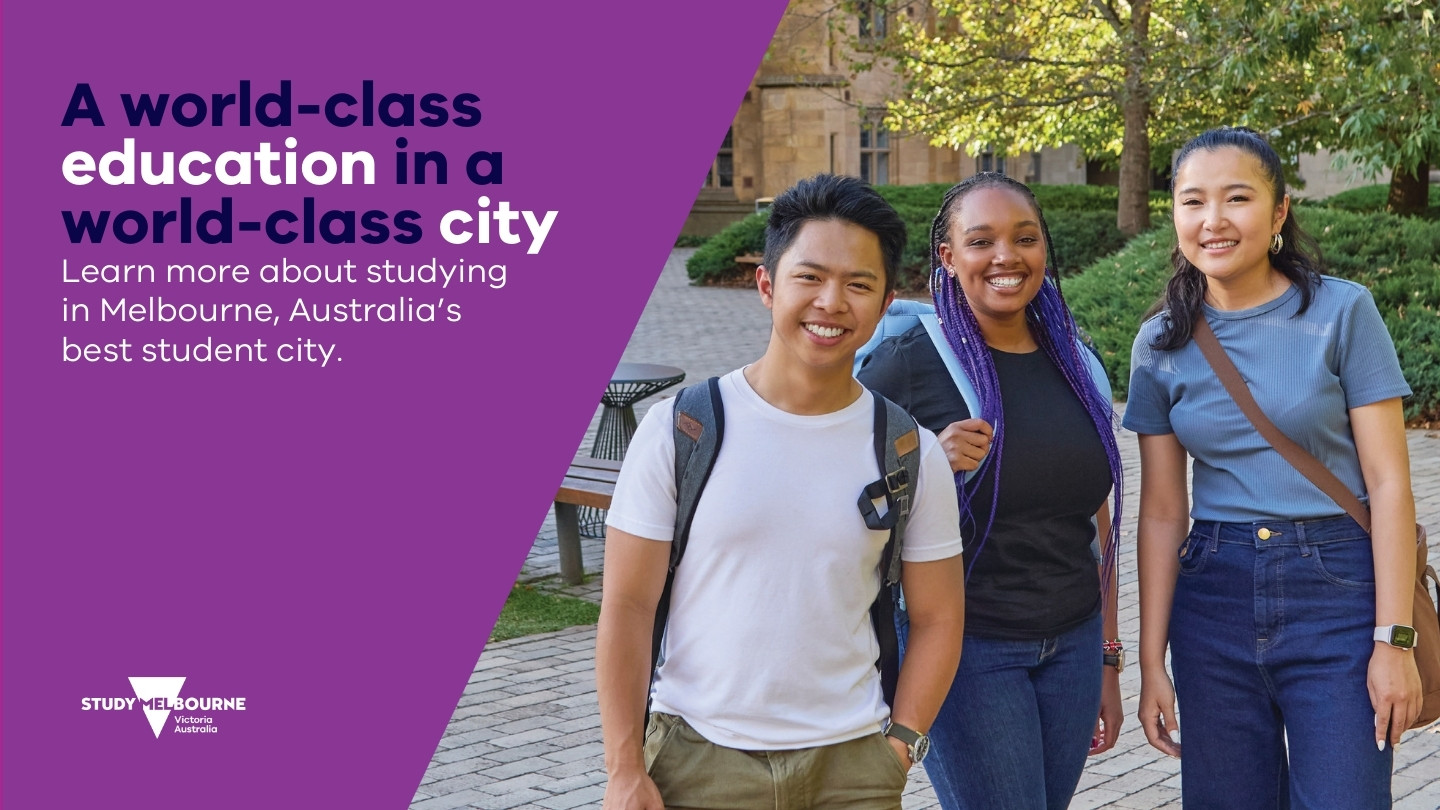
[128,676,186,738]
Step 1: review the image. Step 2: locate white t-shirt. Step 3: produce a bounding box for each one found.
[606,369,963,750]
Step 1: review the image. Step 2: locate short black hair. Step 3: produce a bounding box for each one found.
[762,174,906,298]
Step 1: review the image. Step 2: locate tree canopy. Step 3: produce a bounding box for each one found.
[1193,0,1439,212]
[862,0,1439,226]
[868,0,1222,234]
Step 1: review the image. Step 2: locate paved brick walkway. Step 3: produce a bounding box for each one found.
[416,250,1440,810]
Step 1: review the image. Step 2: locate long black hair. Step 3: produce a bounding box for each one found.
[1153,127,1325,350]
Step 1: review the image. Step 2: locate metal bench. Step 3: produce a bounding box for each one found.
[554,457,622,584]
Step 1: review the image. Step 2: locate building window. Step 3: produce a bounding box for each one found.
[857,1,887,39]
[979,149,1005,175]
[706,128,734,189]
[860,122,890,185]
[1027,152,1042,183]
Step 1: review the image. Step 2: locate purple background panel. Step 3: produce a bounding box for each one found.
[1,1,786,807]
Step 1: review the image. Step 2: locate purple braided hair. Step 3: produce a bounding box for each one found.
[929,173,1125,608]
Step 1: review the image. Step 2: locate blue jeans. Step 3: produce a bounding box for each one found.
[1171,517,1391,809]
[898,607,1101,810]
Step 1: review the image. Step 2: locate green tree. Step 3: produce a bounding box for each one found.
[1193,0,1439,214]
[864,0,1225,236]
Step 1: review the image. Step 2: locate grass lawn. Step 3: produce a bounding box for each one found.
[489,581,600,642]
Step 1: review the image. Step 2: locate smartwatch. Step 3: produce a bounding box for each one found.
[1374,625,1418,649]
[883,721,931,765]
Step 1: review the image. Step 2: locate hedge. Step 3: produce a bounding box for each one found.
[685,212,768,282]
[686,184,1172,287]
[881,182,1172,218]
[1063,207,1440,422]
[1319,183,1440,216]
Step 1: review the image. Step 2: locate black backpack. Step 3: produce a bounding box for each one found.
[647,377,922,717]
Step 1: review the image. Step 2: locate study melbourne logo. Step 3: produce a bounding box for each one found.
[81,677,247,738]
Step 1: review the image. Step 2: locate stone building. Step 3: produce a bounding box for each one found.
[682,0,1387,237]
[685,2,1091,236]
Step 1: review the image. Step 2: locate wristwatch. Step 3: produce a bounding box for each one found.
[1103,639,1125,673]
[1374,625,1418,649]
[883,721,931,765]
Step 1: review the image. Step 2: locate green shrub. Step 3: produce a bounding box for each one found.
[1047,211,1130,277]
[1032,185,1173,218]
[872,182,1168,214]
[1061,229,1175,401]
[1063,208,1440,421]
[686,183,1169,286]
[1322,184,1393,211]
[877,183,952,209]
[685,212,768,283]
[674,233,709,248]
[1320,183,1440,214]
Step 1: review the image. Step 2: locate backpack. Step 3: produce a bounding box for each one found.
[853,299,1111,481]
[648,377,922,715]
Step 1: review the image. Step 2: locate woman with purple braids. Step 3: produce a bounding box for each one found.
[858,172,1125,810]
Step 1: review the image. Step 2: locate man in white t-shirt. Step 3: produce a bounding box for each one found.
[597,175,966,810]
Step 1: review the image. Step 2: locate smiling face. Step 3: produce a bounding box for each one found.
[1172,146,1289,291]
[936,185,1048,334]
[758,218,893,376]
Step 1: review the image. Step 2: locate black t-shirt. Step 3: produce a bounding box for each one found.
[858,325,1112,639]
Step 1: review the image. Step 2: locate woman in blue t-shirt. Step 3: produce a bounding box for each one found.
[1125,127,1422,808]
[860,173,1126,810]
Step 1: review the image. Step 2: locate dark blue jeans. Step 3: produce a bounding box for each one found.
[1171,516,1391,809]
[898,607,1101,810]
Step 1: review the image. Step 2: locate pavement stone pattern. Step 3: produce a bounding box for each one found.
[420,249,1440,809]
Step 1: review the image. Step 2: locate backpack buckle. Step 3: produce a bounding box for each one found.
[893,492,911,523]
[885,468,910,494]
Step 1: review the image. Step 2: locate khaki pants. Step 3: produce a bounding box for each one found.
[644,712,908,810]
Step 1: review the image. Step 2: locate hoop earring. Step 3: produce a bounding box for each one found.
[1269,232,1284,254]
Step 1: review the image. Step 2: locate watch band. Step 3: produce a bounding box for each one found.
[884,721,921,746]
[1374,624,1418,649]
[883,721,931,764]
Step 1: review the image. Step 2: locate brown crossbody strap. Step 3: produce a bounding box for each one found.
[1191,316,1373,533]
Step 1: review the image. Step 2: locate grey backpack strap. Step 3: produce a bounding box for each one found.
[671,377,724,568]
[883,396,922,585]
[650,378,723,686]
[858,392,922,585]
[859,391,921,709]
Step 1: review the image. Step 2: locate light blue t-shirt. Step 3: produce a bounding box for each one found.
[1123,277,1411,522]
